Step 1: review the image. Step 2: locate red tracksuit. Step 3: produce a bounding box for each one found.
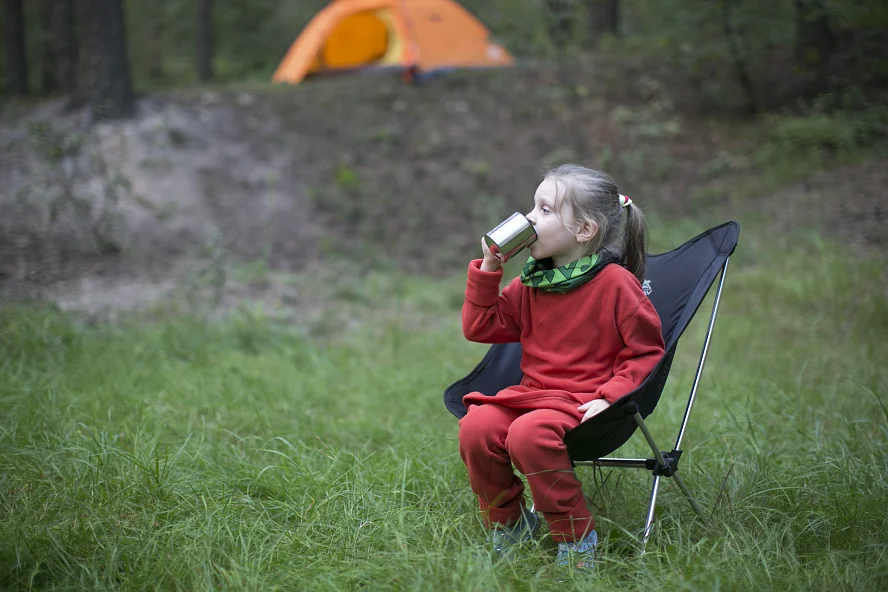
[459,259,665,542]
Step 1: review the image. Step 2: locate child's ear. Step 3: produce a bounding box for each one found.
[576,220,598,243]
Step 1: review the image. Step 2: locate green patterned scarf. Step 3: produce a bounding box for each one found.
[520,254,603,293]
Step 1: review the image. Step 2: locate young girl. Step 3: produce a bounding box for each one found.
[458,164,666,569]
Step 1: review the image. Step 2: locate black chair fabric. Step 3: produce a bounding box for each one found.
[443,221,740,461]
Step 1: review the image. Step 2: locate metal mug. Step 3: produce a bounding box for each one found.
[484,212,537,263]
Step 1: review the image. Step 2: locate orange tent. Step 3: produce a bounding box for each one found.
[272,0,513,85]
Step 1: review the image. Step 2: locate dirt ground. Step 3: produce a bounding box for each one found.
[1,62,885,320]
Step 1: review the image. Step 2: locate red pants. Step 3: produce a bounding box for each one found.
[458,402,594,542]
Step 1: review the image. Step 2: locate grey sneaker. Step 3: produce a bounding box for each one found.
[555,529,597,569]
[490,506,541,557]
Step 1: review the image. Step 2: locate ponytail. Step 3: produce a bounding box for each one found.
[623,203,648,283]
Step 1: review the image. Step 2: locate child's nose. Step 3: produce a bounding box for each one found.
[525,212,537,225]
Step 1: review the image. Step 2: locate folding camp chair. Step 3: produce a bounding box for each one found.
[444,221,740,552]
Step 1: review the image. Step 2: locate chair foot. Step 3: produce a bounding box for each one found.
[640,475,661,554]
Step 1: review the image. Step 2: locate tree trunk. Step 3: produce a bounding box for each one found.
[84,0,134,119]
[587,0,619,46]
[70,0,90,106]
[40,0,78,94]
[546,0,577,50]
[196,0,214,82]
[146,0,167,81]
[721,0,757,114]
[794,0,836,72]
[3,0,29,95]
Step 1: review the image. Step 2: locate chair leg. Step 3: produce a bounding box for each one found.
[672,471,703,516]
[641,474,661,554]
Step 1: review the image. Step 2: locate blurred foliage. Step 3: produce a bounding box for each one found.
[616,0,888,111]
[0,0,885,112]
[769,103,888,152]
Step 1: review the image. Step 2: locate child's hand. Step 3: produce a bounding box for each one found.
[480,237,502,272]
[578,399,611,423]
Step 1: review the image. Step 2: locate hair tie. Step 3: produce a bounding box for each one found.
[619,194,632,208]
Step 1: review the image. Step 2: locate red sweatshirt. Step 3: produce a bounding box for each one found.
[462,259,665,410]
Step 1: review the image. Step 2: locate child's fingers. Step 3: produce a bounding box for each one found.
[577,401,592,411]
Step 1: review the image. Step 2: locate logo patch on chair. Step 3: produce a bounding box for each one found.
[642,279,652,296]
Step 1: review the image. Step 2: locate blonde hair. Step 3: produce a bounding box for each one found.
[545,164,649,282]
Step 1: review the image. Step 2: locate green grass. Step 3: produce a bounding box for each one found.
[2,228,886,590]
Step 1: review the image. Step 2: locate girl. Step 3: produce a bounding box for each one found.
[458,164,666,569]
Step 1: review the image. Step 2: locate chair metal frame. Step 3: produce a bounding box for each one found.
[571,257,730,552]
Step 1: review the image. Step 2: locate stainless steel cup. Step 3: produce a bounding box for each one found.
[484,212,537,263]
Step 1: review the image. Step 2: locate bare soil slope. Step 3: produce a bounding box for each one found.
[1,63,884,317]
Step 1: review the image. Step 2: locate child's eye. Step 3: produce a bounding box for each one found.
[542,207,551,214]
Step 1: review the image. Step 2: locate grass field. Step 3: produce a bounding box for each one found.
[2,218,886,590]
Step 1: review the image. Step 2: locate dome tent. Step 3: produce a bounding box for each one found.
[272,0,513,85]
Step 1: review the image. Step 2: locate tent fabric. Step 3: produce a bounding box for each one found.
[272,0,513,84]
[321,12,389,69]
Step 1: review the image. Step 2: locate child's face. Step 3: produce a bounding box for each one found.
[525,179,588,267]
